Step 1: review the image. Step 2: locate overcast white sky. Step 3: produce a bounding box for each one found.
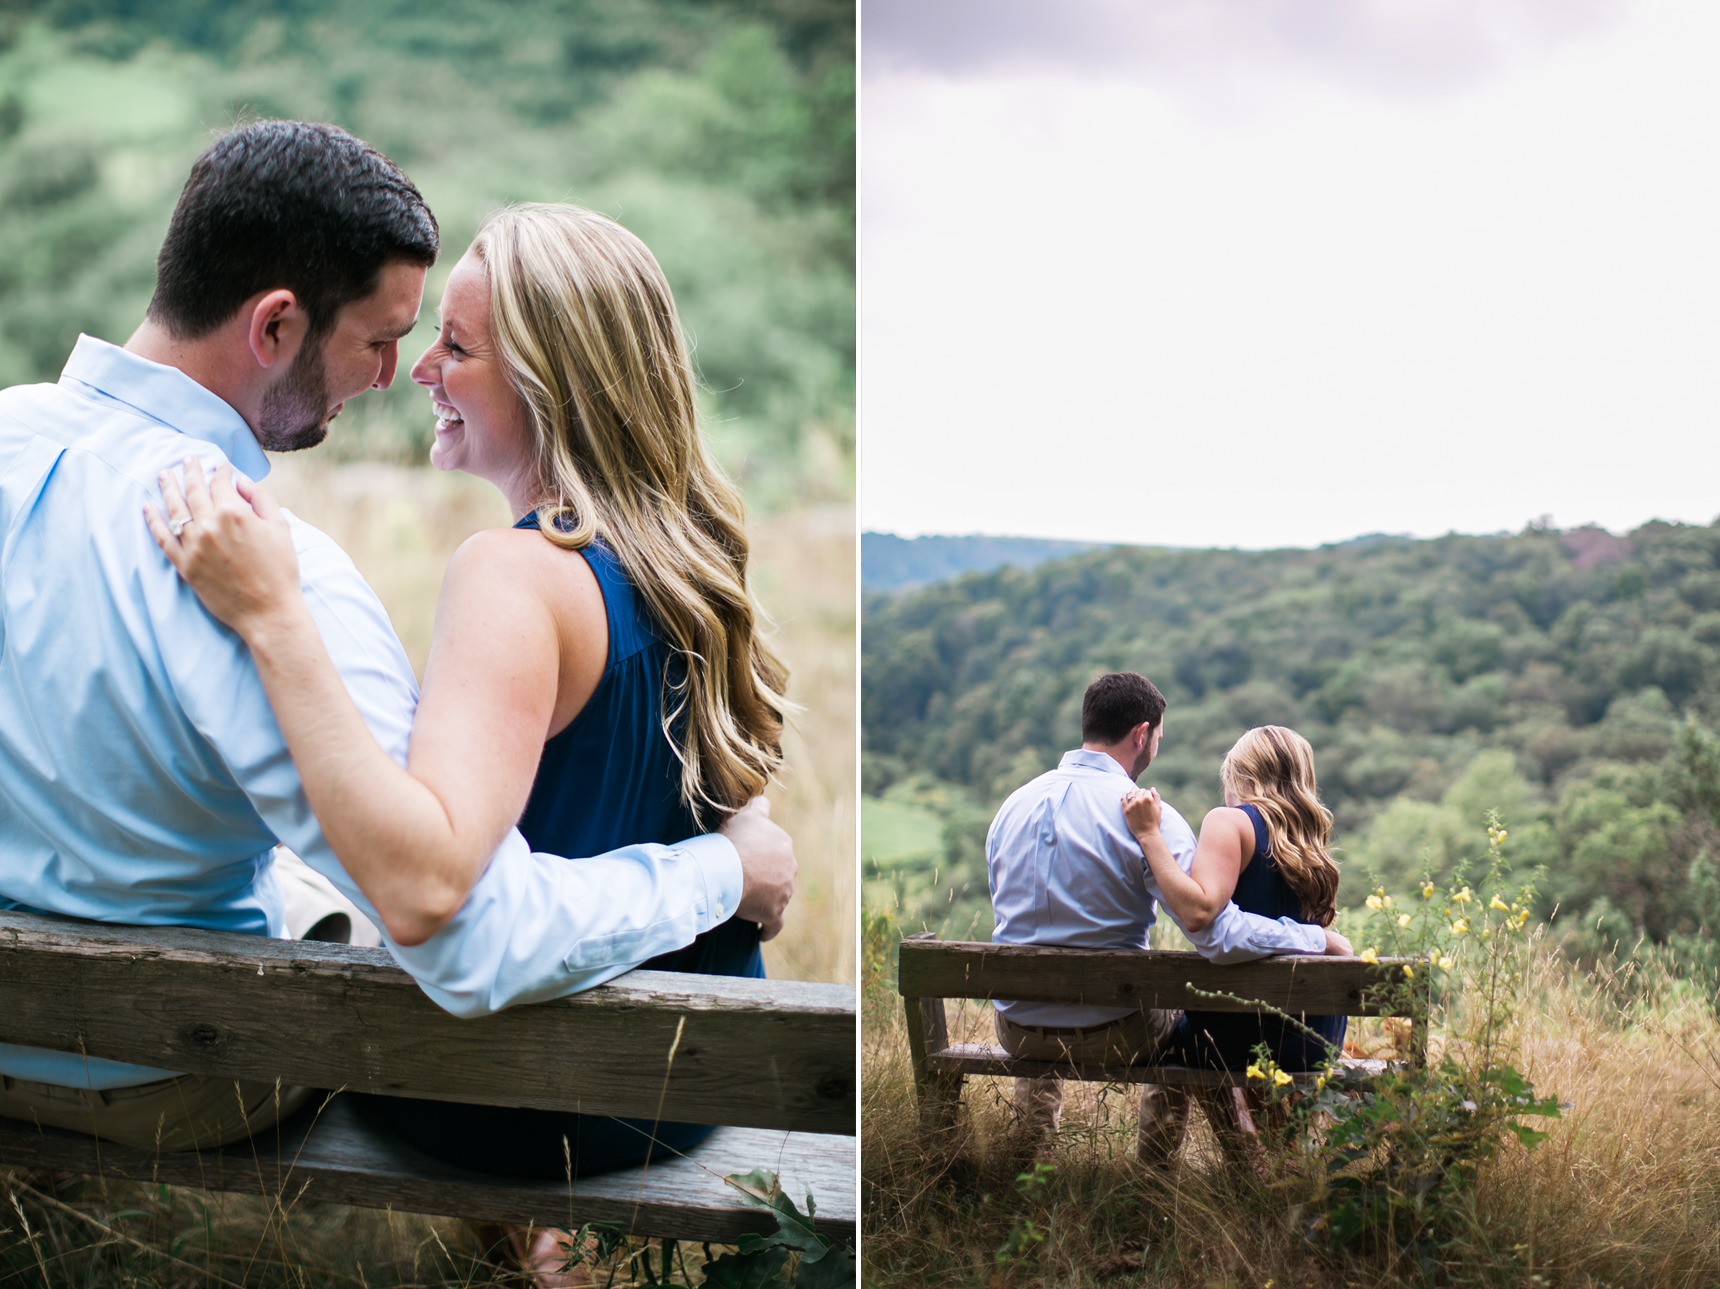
[861,0,1720,548]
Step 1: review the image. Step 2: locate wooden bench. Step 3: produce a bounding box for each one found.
[0,910,855,1246]
[898,932,1426,1128]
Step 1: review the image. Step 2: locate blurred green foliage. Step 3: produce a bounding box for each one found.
[0,0,853,505]
[863,520,1720,952]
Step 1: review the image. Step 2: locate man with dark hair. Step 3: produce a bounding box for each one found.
[0,120,795,1153]
[1080,670,1167,745]
[986,671,1347,1162]
[142,119,441,454]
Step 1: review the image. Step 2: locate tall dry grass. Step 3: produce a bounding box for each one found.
[862,941,1720,1287]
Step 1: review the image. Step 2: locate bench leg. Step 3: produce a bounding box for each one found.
[902,994,964,1133]
[1408,977,1432,1067]
[918,1070,966,1133]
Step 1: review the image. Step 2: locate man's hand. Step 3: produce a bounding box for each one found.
[1120,787,1162,840]
[1323,926,1353,956]
[723,796,796,941]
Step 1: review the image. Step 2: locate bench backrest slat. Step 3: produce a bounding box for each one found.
[898,937,1418,1018]
[0,911,854,1135]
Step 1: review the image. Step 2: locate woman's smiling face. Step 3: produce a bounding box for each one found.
[410,250,537,507]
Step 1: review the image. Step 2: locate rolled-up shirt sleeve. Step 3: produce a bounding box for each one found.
[168,519,744,1016]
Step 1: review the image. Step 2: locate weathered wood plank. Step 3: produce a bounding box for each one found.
[0,911,855,1135]
[927,1043,1390,1090]
[0,1097,855,1245]
[898,939,1414,1017]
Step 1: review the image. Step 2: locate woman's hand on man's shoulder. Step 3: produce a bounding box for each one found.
[1120,787,1161,838]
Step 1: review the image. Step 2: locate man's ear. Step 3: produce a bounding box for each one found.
[246,290,307,371]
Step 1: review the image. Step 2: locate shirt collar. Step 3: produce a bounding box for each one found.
[60,334,271,480]
[1059,748,1135,779]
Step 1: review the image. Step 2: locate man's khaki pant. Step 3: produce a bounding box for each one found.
[995,1008,1190,1162]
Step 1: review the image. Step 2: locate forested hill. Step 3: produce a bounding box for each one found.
[861,532,1099,591]
[0,0,853,506]
[863,519,1720,946]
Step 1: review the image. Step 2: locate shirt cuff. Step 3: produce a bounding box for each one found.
[676,832,744,927]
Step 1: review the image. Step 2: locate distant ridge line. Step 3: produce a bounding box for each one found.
[862,532,1105,592]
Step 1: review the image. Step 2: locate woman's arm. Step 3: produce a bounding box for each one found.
[1121,790,1249,934]
[146,460,572,946]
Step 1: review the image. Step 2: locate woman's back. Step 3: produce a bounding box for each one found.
[515,520,700,856]
[1178,804,1346,1071]
[358,519,763,1178]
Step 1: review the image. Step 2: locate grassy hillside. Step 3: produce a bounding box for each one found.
[863,519,1720,952]
[0,0,854,506]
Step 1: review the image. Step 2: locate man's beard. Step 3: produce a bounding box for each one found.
[256,335,333,452]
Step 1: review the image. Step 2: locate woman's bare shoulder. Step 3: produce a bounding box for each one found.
[1200,805,1252,828]
[440,527,606,676]
[1200,805,1255,847]
[443,527,600,602]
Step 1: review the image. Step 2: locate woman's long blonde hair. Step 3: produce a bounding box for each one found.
[472,203,788,824]
[1220,726,1339,926]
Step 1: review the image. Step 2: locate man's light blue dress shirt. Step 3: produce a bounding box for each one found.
[987,748,1327,1028]
[0,336,744,1089]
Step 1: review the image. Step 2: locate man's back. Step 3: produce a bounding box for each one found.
[0,342,413,936]
[987,748,1197,1027]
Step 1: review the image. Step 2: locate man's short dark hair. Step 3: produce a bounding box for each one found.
[148,120,438,340]
[1081,672,1167,744]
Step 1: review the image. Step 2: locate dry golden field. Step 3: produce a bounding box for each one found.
[862,939,1720,1288]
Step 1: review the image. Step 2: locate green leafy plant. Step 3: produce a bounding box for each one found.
[1245,814,1565,1252]
[704,1168,854,1287]
[993,1161,1055,1270]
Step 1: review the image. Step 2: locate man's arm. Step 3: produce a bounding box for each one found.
[164,522,785,1016]
[1127,796,1332,964]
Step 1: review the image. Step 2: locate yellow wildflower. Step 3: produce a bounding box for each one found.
[1453,887,1472,904]
[1435,954,1454,970]
[1421,881,1436,900]
[1403,964,1416,979]
[1490,894,1510,913]
[1365,892,1384,911]
[1247,1064,1265,1081]
[1451,919,1469,935]
[1359,947,1379,964]
[1273,1069,1293,1087]
[1316,1075,1328,1090]
[1398,913,1412,927]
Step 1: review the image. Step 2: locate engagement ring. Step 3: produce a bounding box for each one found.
[168,517,192,538]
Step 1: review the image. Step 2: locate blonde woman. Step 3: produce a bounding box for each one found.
[1123,725,1346,1071]
[146,206,791,1192]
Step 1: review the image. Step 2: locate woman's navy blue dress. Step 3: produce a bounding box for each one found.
[1174,804,1345,1072]
[355,517,764,1178]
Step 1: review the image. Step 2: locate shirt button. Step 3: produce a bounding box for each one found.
[716,903,725,918]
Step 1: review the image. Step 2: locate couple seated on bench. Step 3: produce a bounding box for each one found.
[0,121,799,1280]
[987,672,1352,1162]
